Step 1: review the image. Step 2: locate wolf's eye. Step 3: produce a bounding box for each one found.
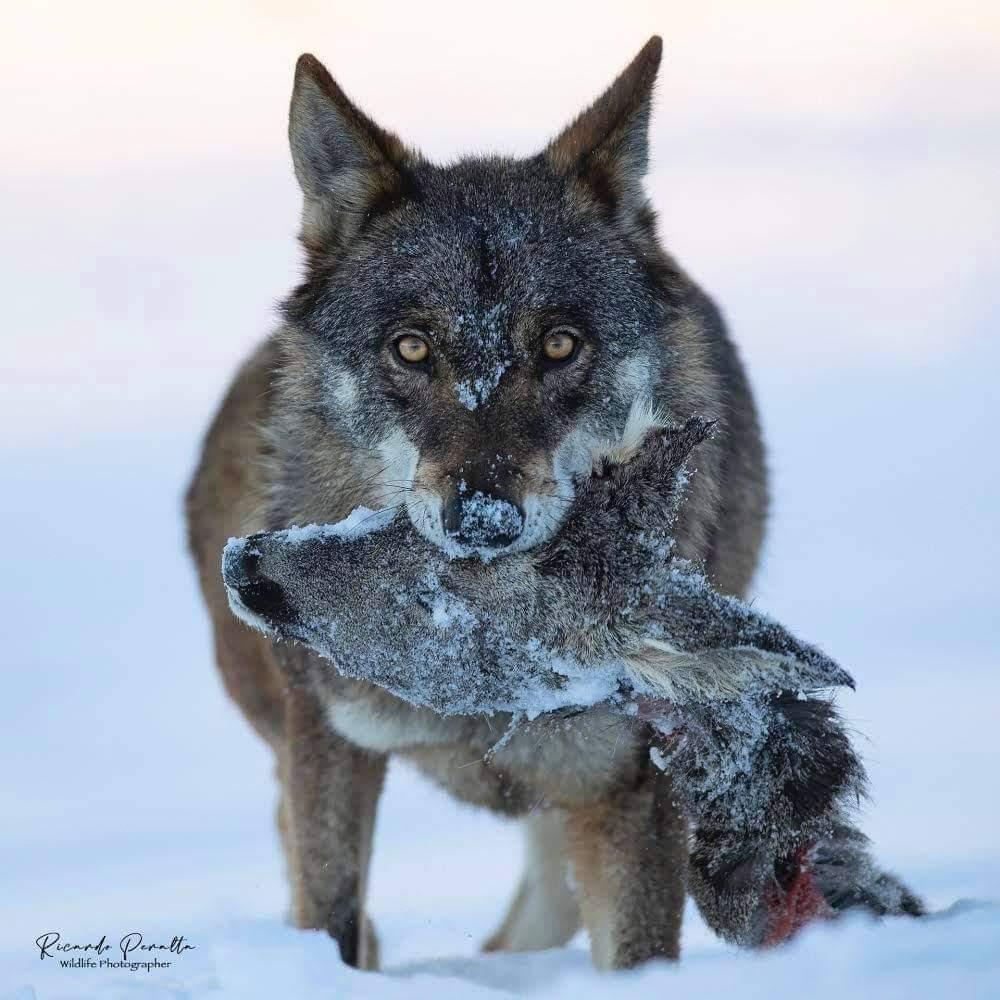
[394,333,430,365]
[542,328,579,364]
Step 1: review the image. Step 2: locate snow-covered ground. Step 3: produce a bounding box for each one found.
[3,3,999,996]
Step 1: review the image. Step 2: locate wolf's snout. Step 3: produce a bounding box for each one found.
[442,492,524,548]
[222,536,291,621]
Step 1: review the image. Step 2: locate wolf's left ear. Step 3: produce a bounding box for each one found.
[289,54,418,248]
[545,36,662,227]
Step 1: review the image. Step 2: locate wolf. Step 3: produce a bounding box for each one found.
[187,37,772,969]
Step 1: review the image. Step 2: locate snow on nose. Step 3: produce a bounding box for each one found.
[443,491,524,548]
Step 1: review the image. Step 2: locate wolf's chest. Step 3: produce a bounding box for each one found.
[324,687,483,753]
[324,686,644,809]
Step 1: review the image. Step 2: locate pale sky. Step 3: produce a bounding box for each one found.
[2,0,999,438]
[7,1,1000,164]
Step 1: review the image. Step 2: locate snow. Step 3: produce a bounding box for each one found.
[449,490,523,542]
[4,902,999,999]
[456,363,509,410]
[273,506,398,545]
[451,303,512,409]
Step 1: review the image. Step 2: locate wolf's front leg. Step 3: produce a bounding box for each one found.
[281,686,386,969]
[563,766,687,969]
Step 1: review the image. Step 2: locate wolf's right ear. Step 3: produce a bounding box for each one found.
[289,55,417,248]
[544,37,662,230]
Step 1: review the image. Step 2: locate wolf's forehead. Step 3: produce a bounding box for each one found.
[388,207,575,349]
[400,210,560,295]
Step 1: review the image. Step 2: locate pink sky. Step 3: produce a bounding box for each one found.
[3,1,999,439]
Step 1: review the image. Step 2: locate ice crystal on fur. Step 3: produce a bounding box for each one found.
[455,363,509,410]
[265,506,396,546]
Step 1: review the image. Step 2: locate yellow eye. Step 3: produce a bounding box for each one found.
[542,329,578,363]
[395,333,430,364]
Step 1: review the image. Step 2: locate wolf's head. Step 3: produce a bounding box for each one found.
[279,37,689,557]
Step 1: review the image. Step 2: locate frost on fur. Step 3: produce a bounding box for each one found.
[222,415,923,946]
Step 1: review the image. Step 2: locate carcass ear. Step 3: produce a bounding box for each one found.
[289,54,418,248]
[625,567,855,702]
[544,36,661,225]
[628,640,853,705]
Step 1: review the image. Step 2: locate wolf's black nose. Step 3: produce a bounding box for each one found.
[443,492,524,548]
[222,536,290,619]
